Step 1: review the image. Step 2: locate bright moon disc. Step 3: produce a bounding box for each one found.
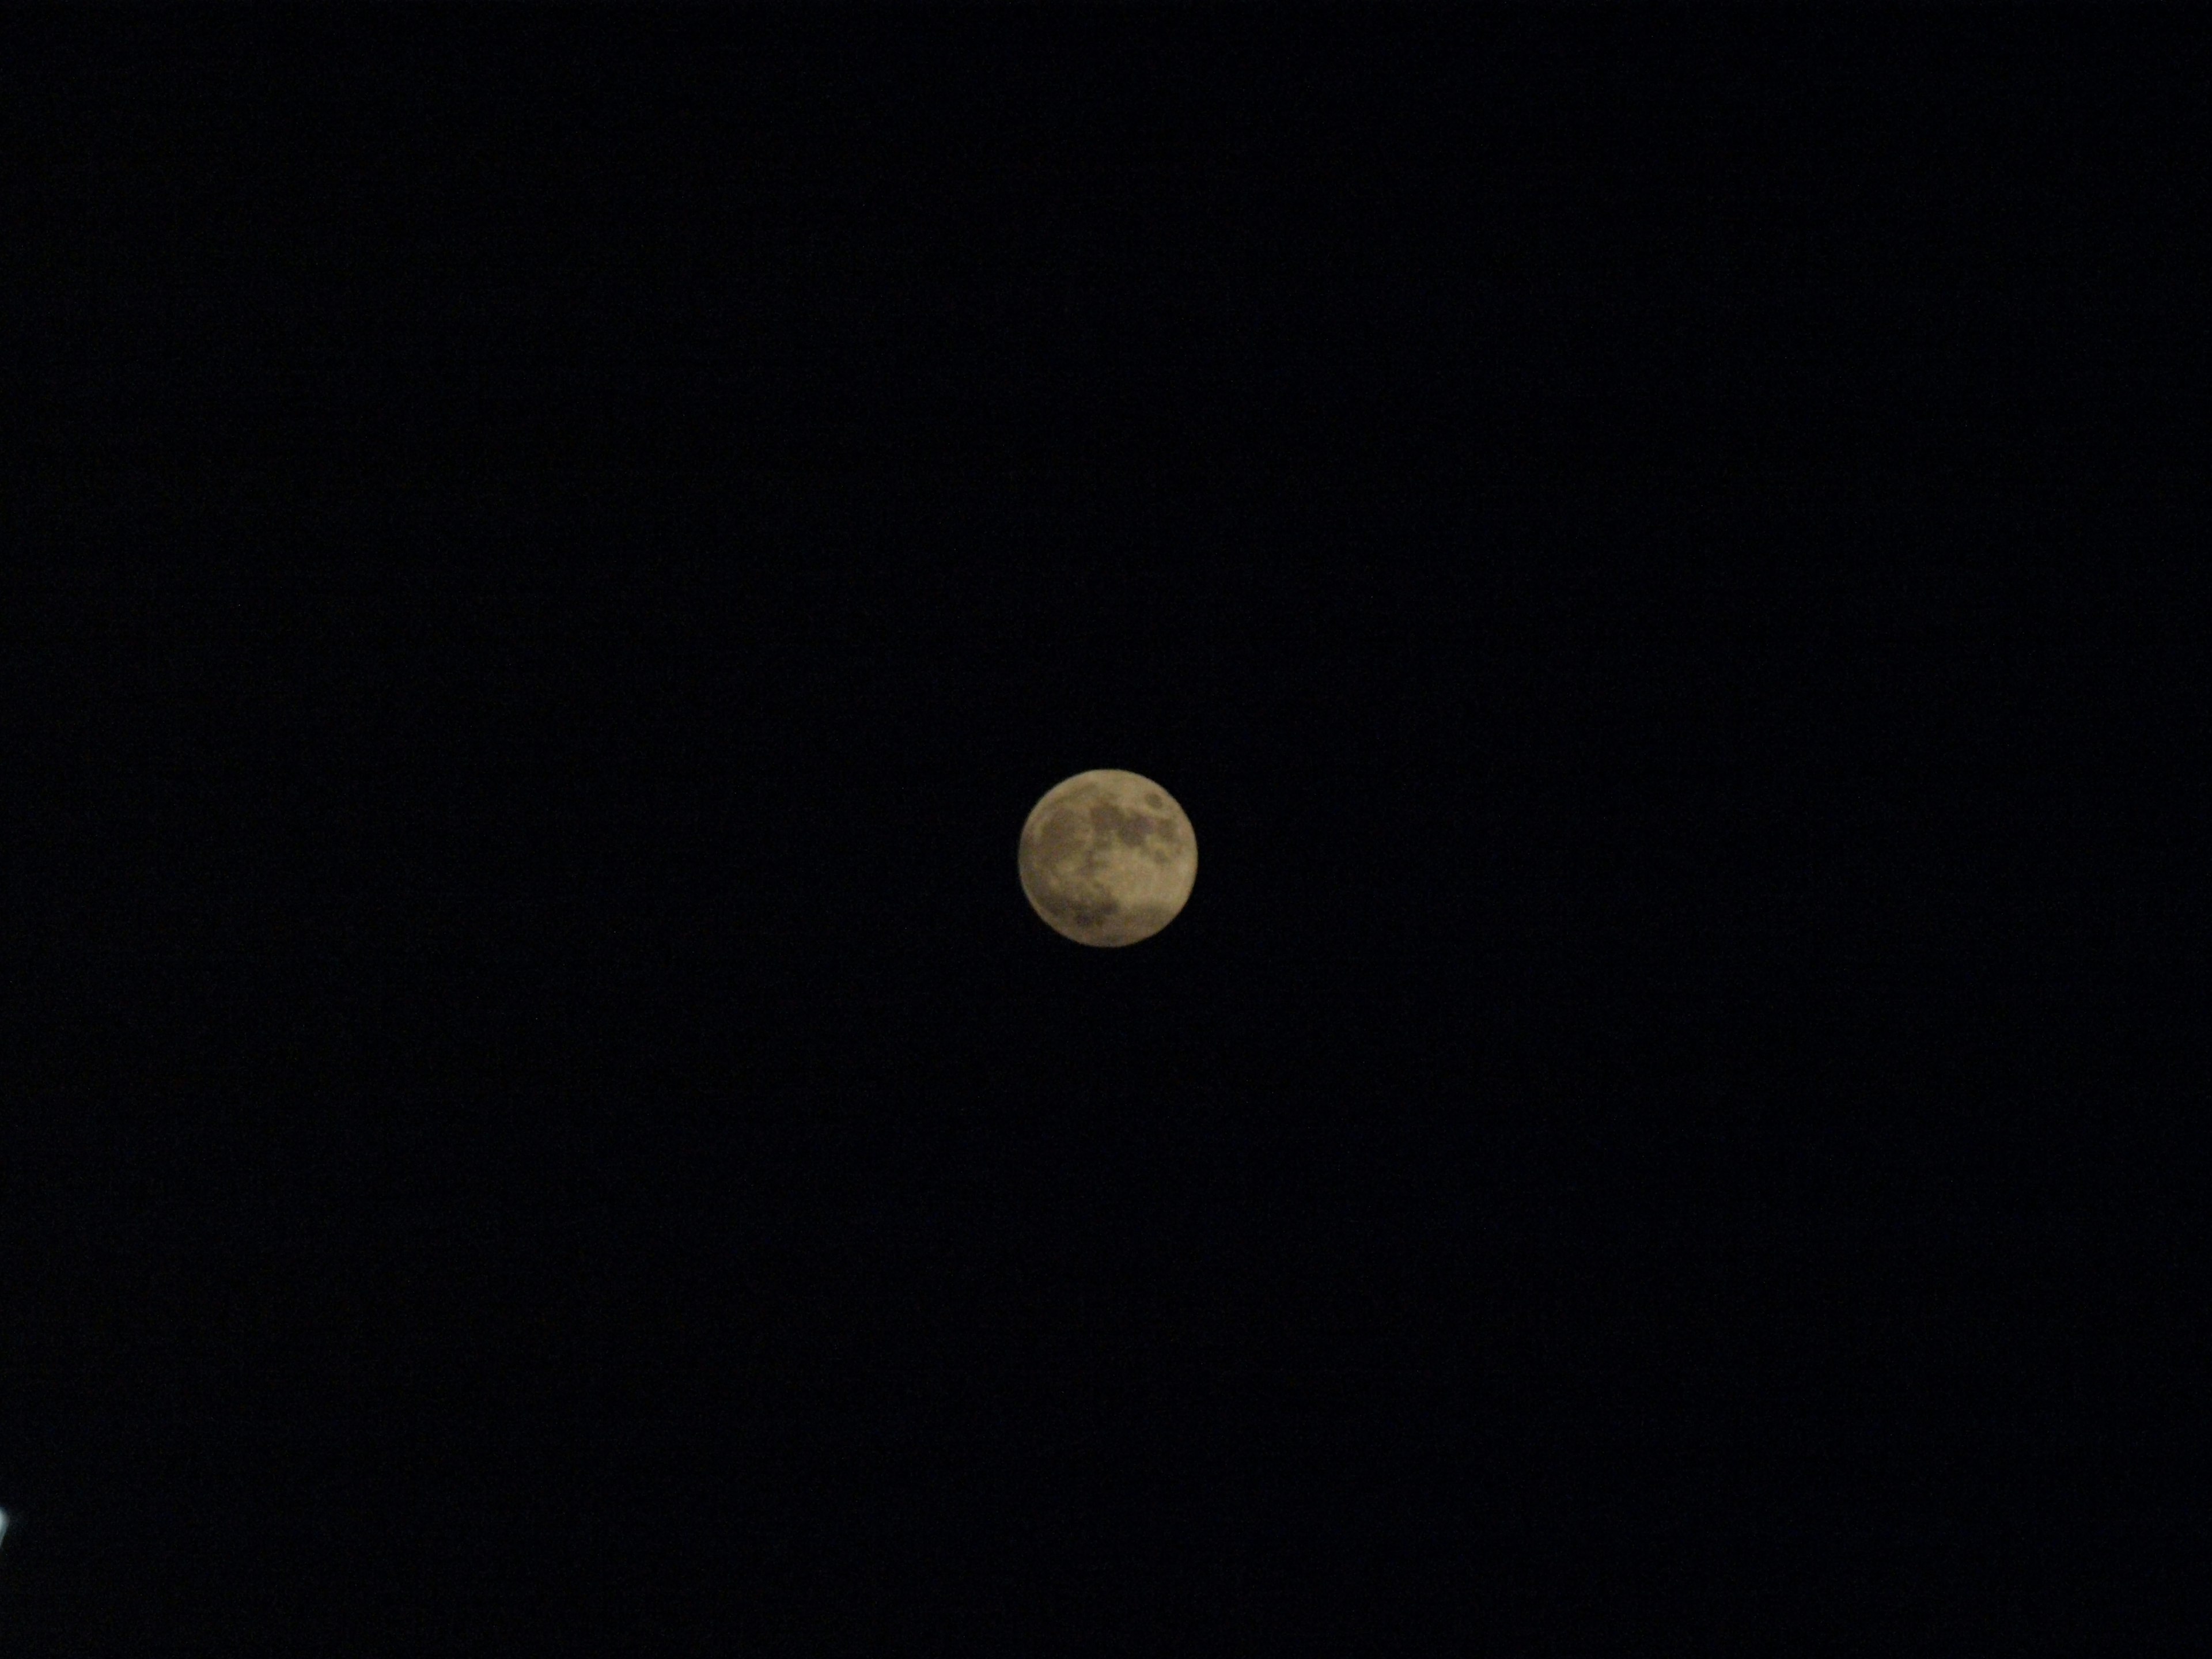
[1018,769,1197,947]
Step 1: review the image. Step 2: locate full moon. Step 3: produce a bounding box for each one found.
[1018,769,1197,947]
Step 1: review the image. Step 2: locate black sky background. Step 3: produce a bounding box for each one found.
[3,9,2203,1652]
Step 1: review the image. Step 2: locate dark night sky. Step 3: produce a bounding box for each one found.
[3,9,2200,1651]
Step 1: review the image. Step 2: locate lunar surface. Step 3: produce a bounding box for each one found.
[1018,769,1197,947]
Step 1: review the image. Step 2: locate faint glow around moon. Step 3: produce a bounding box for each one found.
[1017,768,1196,946]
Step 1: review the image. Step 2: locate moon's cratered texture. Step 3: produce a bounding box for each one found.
[1018,769,1196,947]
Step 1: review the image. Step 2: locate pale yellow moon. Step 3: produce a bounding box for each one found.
[1017,769,1197,947]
